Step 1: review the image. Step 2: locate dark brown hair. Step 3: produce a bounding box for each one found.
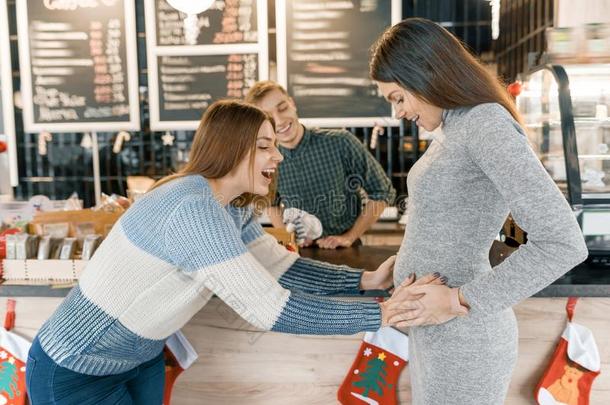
[245,80,289,105]
[370,18,523,125]
[151,99,273,207]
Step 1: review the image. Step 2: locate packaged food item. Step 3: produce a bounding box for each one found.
[81,234,102,260]
[74,222,96,250]
[37,235,52,260]
[15,233,27,259]
[42,222,70,239]
[0,229,21,259]
[547,27,578,57]
[0,200,34,230]
[74,222,95,238]
[5,233,17,259]
[37,236,63,260]
[92,193,130,213]
[584,23,610,57]
[58,237,77,260]
[63,192,83,211]
[14,233,39,259]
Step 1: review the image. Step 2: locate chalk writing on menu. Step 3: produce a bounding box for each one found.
[155,0,258,45]
[285,0,392,120]
[152,0,260,123]
[26,0,131,124]
[158,53,258,121]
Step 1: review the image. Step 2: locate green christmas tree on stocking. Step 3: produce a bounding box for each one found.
[337,327,409,405]
[0,358,20,400]
[353,352,389,397]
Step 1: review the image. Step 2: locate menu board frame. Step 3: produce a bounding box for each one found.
[145,0,269,131]
[16,0,141,133]
[0,0,18,186]
[276,0,402,128]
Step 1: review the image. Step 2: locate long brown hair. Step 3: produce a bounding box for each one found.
[151,99,273,207]
[370,18,523,125]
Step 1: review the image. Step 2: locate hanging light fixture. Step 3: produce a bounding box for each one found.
[166,0,215,45]
[486,0,501,40]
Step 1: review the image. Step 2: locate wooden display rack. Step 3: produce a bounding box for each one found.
[1,220,296,286]
[28,209,122,237]
[264,227,298,252]
[1,259,87,283]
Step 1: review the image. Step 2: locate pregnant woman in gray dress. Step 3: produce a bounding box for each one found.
[370,18,588,404]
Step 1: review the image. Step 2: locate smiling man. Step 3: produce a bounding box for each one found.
[245,81,396,249]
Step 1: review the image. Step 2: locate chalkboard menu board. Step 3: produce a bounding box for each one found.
[16,0,140,132]
[1,0,18,187]
[156,54,258,122]
[145,0,268,131]
[155,0,258,46]
[277,0,401,127]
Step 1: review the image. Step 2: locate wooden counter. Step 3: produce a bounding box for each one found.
[1,245,609,404]
[3,296,608,404]
[300,245,399,270]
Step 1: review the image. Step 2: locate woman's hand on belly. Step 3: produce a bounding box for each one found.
[379,272,445,327]
[386,284,469,327]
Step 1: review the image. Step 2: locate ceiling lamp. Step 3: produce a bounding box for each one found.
[166,0,215,45]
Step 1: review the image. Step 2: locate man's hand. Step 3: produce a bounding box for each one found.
[316,234,354,249]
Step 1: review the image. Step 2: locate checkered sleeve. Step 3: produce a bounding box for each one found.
[341,131,396,204]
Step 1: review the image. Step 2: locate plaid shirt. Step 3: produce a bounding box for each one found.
[274,127,396,236]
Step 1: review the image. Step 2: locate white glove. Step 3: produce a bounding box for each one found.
[282,208,323,245]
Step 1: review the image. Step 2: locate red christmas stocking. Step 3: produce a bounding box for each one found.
[0,299,31,405]
[535,297,601,405]
[338,326,409,405]
[163,331,198,405]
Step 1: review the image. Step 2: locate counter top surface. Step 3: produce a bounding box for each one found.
[299,245,610,297]
[1,245,609,297]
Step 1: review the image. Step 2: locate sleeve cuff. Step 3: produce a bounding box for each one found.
[366,194,392,203]
[361,302,383,331]
[344,270,364,294]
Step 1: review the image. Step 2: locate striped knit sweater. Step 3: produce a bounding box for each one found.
[36,175,381,376]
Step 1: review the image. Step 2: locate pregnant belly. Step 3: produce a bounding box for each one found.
[394,248,491,288]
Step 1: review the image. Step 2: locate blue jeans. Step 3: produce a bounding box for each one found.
[26,338,165,404]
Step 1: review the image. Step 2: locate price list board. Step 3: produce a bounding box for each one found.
[157,54,258,122]
[1,0,18,186]
[16,0,140,133]
[155,0,259,45]
[277,0,401,127]
[145,0,268,131]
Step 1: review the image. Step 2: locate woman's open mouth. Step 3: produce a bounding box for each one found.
[261,168,275,180]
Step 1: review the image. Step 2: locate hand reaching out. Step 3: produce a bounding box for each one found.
[360,255,396,290]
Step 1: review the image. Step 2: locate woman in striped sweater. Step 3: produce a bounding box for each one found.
[26,100,441,404]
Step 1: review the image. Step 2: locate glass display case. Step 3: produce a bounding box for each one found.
[518,63,610,260]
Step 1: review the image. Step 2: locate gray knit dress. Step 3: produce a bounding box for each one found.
[394,103,588,404]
